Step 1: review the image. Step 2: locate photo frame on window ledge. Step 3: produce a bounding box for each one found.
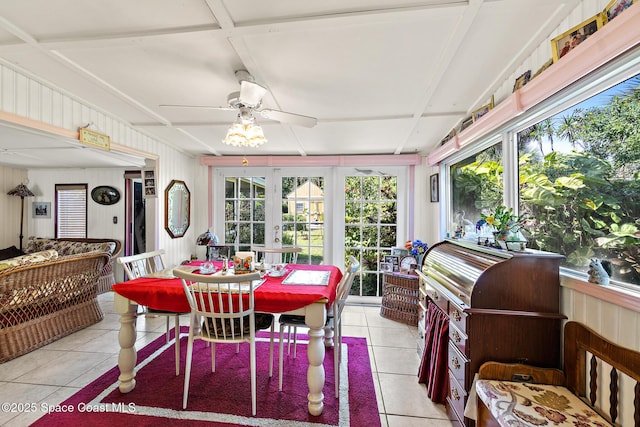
[430,174,439,203]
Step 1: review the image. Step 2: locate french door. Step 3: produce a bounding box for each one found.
[212,165,408,298]
[212,168,330,265]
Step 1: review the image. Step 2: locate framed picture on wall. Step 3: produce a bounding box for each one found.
[430,173,439,203]
[32,202,51,218]
[143,168,157,198]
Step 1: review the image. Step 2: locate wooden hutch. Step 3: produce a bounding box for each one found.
[416,239,565,427]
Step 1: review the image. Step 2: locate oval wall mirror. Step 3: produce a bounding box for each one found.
[164,179,190,238]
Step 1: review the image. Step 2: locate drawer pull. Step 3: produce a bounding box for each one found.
[451,356,460,370]
[452,310,461,322]
[452,330,461,343]
[451,388,460,400]
[432,293,439,301]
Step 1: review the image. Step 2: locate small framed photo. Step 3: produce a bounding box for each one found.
[391,247,409,257]
[379,262,393,273]
[512,70,531,92]
[460,116,473,131]
[32,202,51,218]
[472,96,495,123]
[602,0,636,24]
[531,59,553,81]
[430,173,439,203]
[383,255,400,272]
[551,14,603,63]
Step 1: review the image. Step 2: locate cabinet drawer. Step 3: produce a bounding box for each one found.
[449,323,468,355]
[426,288,448,313]
[447,372,468,425]
[448,304,468,335]
[448,342,469,384]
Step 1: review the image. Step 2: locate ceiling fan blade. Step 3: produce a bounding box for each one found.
[258,109,318,128]
[159,104,235,111]
[239,81,267,107]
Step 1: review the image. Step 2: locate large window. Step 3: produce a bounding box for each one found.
[448,65,640,289]
[517,74,640,287]
[450,142,503,237]
[55,184,87,238]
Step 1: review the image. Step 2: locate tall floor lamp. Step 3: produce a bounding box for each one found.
[7,183,35,251]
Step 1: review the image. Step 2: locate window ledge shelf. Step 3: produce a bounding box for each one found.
[561,273,640,313]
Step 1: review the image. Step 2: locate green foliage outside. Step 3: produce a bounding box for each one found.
[453,76,640,285]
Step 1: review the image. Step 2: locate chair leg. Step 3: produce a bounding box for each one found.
[334,324,340,398]
[279,323,285,391]
[269,320,274,378]
[211,342,216,373]
[292,326,298,358]
[174,315,180,376]
[250,336,257,416]
[165,316,171,343]
[183,328,195,409]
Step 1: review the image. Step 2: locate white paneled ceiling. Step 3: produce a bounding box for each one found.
[0,0,581,168]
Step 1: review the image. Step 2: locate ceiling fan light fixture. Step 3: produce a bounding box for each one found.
[222,117,267,148]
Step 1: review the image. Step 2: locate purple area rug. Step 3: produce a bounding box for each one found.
[32,328,380,426]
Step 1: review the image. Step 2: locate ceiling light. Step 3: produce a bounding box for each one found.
[222,112,267,148]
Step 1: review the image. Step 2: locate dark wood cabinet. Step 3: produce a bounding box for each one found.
[416,239,565,427]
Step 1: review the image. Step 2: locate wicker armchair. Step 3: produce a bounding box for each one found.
[24,237,122,294]
[0,251,110,363]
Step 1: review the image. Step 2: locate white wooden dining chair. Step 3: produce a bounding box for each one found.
[173,269,274,415]
[251,246,302,265]
[277,256,360,396]
[117,249,182,375]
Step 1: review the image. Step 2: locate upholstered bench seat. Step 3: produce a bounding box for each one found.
[476,379,611,426]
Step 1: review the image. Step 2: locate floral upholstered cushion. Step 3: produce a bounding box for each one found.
[25,237,115,256]
[0,249,59,272]
[476,379,611,427]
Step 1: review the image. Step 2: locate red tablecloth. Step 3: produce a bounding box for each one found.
[112,264,343,314]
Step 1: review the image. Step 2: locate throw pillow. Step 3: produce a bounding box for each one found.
[0,246,24,261]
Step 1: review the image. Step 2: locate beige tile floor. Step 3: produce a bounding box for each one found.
[0,292,453,426]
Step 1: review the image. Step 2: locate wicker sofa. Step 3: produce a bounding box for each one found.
[0,250,110,363]
[24,237,122,294]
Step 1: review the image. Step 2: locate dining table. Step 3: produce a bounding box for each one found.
[112,262,343,416]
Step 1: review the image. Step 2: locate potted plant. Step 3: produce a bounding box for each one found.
[476,206,528,249]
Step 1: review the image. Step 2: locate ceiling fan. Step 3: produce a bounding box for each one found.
[160,70,317,128]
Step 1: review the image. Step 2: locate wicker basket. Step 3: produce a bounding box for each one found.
[380,272,420,325]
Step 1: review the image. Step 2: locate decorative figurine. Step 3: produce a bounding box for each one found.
[587,258,612,286]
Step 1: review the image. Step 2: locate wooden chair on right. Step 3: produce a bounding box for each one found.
[117,249,182,375]
[475,321,640,426]
[251,246,301,265]
[278,256,360,396]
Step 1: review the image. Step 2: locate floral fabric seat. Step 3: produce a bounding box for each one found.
[476,379,611,427]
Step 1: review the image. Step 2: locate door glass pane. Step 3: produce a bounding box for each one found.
[282,176,325,265]
[344,175,398,297]
[224,177,266,254]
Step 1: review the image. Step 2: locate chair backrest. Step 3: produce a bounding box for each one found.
[117,249,166,280]
[173,268,262,342]
[333,256,360,317]
[251,247,302,264]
